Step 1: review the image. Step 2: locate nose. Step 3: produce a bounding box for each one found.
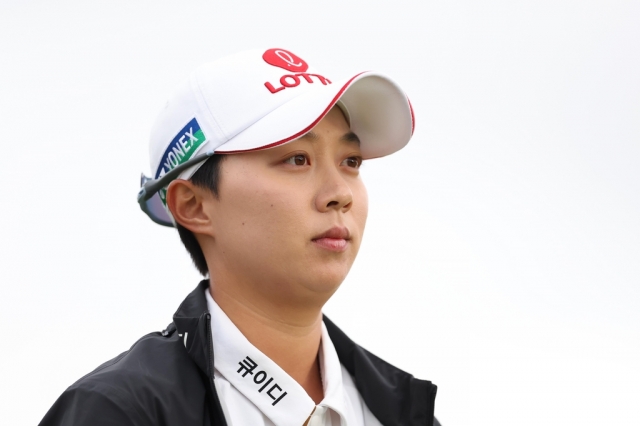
[314,166,353,213]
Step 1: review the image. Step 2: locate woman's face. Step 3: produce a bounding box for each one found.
[204,106,368,305]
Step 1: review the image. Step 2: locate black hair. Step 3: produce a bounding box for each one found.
[176,154,226,276]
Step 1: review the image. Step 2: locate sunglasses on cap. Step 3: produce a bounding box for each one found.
[137,150,215,228]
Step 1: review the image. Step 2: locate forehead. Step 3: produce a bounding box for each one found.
[227,106,360,163]
[296,106,360,147]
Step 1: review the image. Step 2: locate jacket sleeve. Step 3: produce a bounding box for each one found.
[39,382,145,426]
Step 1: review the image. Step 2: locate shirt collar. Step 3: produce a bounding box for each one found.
[318,320,347,418]
[205,289,348,425]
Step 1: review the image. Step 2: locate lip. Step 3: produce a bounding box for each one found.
[312,226,350,240]
[312,226,351,252]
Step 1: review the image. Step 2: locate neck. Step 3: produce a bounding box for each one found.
[210,282,325,404]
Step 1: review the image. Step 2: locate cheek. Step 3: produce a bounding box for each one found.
[215,177,308,257]
[353,182,369,233]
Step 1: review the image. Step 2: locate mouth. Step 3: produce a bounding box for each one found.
[311,226,351,252]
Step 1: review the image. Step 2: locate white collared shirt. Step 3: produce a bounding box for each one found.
[205,290,383,426]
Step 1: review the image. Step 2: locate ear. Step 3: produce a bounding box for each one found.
[165,180,215,237]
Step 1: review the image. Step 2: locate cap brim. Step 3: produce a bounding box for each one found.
[215,72,414,159]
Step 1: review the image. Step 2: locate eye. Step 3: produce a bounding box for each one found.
[341,156,363,169]
[283,154,309,166]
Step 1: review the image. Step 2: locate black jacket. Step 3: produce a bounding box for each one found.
[40,281,439,426]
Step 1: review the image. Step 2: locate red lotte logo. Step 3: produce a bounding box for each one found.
[262,48,331,94]
[263,49,308,72]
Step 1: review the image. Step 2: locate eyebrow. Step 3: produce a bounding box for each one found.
[341,131,361,146]
[300,130,361,146]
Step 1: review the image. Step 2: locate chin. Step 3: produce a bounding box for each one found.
[300,265,351,296]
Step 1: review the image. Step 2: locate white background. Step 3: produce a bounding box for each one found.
[1,1,638,425]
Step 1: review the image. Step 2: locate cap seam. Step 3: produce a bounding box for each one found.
[191,72,229,141]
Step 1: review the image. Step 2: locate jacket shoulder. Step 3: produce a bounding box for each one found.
[40,330,207,426]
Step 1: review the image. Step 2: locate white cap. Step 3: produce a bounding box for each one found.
[141,48,415,226]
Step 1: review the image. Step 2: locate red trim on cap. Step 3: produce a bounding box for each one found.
[217,72,367,154]
[408,97,415,135]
